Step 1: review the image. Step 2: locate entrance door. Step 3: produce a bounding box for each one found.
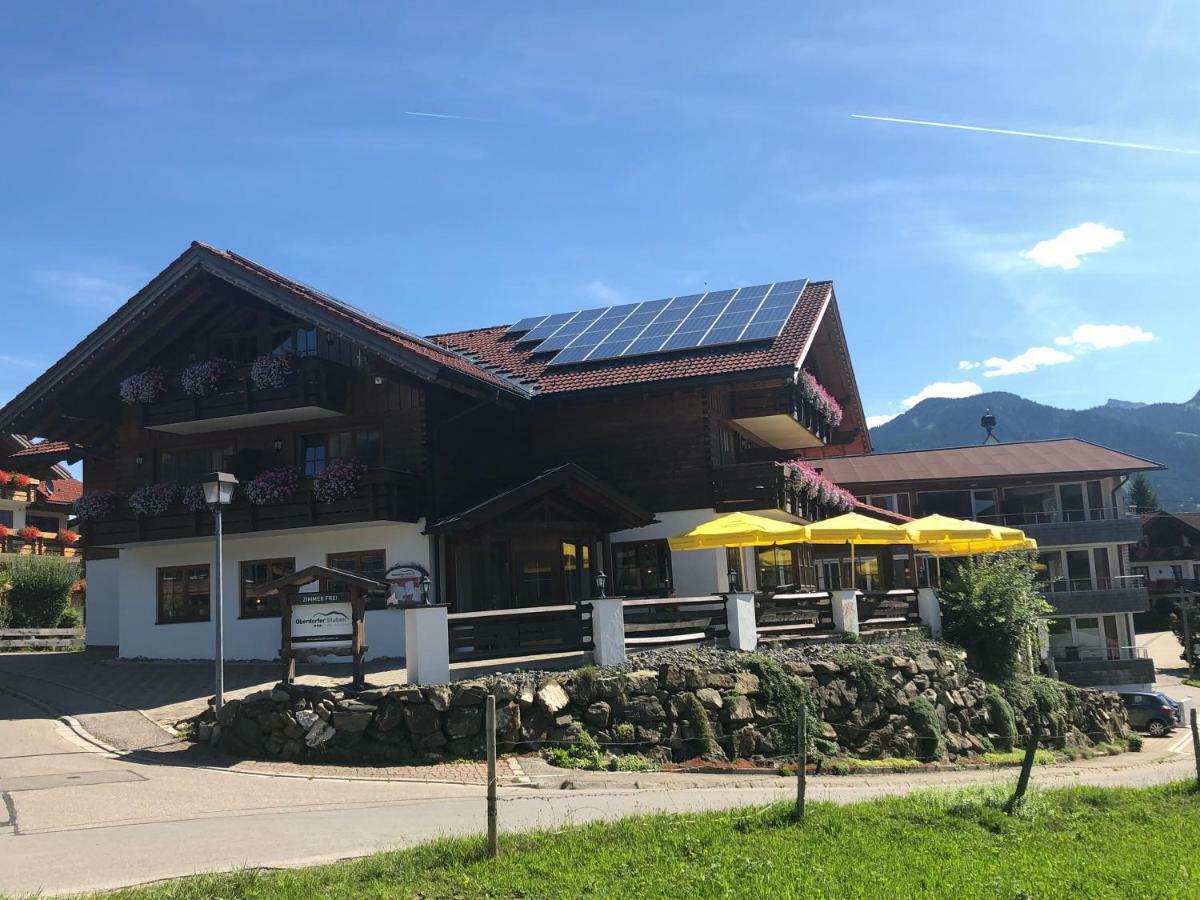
[1066,550,1093,591]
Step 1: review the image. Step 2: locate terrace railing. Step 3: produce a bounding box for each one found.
[446,603,592,664]
[1050,645,1148,663]
[1041,574,1146,594]
[856,589,921,631]
[754,591,835,640]
[0,535,78,557]
[622,596,730,648]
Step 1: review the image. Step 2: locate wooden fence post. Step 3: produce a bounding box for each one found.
[795,703,807,820]
[1007,712,1042,814]
[486,694,498,858]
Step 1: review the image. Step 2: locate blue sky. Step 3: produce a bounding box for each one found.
[2,3,1197,429]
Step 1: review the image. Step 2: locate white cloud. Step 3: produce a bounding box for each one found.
[979,346,1075,377]
[35,269,135,308]
[902,381,983,407]
[958,360,980,370]
[1020,222,1124,270]
[1055,323,1154,350]
[865,413,899,428]
[581,280,626,304]
[0,353,42,369]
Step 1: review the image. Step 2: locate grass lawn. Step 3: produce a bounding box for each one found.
[99,782,1198,900]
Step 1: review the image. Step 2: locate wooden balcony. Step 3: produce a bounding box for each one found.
[140,356,351,434]
[85,467,422,547]
[713,461,832,521]
[0,534,79,557]
[727,383,833,449]
[0,484,37,503]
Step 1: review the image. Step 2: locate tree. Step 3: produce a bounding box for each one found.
[939,552,1052,682]
[1127,473,1160,513]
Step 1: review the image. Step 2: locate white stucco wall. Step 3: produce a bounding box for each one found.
[85,556,121,646]
[115,521,429,661]
[611,508,731,597]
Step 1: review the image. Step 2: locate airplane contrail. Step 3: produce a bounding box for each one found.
[403,110,488,122]
[851,114,1200,155]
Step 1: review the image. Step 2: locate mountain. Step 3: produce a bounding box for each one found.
[869,390,1200,511]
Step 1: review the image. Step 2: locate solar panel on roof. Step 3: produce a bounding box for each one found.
[503,279,806,366]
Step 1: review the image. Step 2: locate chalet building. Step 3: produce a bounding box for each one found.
[0,435,82,559]
[818,439,1163,690]
[0,243,870,661]
[1133,511,1200,601]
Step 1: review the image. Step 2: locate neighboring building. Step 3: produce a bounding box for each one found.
[0,243,870,659]
[1133,511,1200,601]
[0,435,82,558]
[818,439,1164,690]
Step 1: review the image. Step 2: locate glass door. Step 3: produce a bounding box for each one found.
[1059,483,1085,522]
[1066,550,1093,591]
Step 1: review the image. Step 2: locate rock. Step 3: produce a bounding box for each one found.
[810,660,842,676]
[244,689,274,703]
[216,699,241,726]
[490,681,517,703]
[593,677,623,701]
[724,694,754,724]
[496,702,521,738]
[234,716,262,747]
[452,680,490,706]
[411,730,448,751]
[374,699,404,732]
[785,661,813,677]
[731,726,756,759]
[333,709,373,733]
[625,670,659,695]
[731,673,760,695]
[196,723,213,742]
[554,713,574,727]
[704,673,736,691]
[337,699,376,714]
[625,694,667,724]
[446,706,483,739]
[517,683,536,707]
[426,685,454,712]
[636,726,663,744]
[585,701,612,728]
[209,724,222,746]
[270,689,292,703]
[356,687,395,703]
[404,703,441,735]
[659,664,686,692]
[305,721,336,748]
[536,682,570,716]
[395,687,424,703]
[696,688,724,710]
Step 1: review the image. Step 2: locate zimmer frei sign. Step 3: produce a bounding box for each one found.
[288,592,354,651]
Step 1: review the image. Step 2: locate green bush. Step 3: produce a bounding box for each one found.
[839,631,862,645]
[608,754,656,772]
[1126,733,1144,752]
[681,692,720,759]
[834,654,889,701]
[6,556,80,628]
[57,606,83,628]
[743,655,821,755]
[984,686,1016,752]
[939,552,1051,681]
[907,695,945,762]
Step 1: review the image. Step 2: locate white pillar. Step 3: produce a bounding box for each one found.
[831,589,860,635]
[724,591,757,651]
[590,597,627,667]
[917,587,943,639]
[404,605,450,685]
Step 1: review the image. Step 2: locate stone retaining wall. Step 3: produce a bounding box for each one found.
[195,641,1129,766]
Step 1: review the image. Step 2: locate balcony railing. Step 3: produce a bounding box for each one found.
[139,356,351,431]
[1147,578,1200,593]
[1050,645,1148,663]
[728,383,834,446]
[85,467,421,546]
[976,506,1131,527]
[1041,574,1146,594]
[0,535,78,557]
[0,484,37,503]
[713,461,840,521]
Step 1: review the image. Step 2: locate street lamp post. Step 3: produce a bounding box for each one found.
[202,471,238,712]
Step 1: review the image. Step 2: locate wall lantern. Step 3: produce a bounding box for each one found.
[419,574,431,605]
[594,570,607,598]
[135,453,144,467]
[728,567,741,592]
[272,438,283,453]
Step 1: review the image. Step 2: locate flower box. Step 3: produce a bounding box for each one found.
[119,369,167,404]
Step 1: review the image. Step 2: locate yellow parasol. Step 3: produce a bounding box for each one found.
[803,512,913,591]
[667,512,808,551]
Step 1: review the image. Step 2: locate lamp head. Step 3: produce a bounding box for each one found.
[202,471,238,509]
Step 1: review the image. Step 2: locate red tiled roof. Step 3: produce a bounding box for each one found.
[193,244,525,396]
[852,499,913,524]
[431,282,833,395]
[36,477,83,506]
[819,439,1164,487]
[7,440,74,459]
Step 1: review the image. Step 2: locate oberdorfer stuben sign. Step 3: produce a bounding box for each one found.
[289,592,354,650]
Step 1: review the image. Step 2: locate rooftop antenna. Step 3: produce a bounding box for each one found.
[980,408,999,445]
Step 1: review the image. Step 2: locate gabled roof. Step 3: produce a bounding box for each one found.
[427,462,656,534]
[432,281,834,395]
[0,243,528,435]
[35,477,83,507]
[818,438,1165,488]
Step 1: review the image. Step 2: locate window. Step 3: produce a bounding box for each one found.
[24,515,60,533]
[160,446,233,484]
[300,429,382,476]
[1060,483,1085,522]
[755,546,794,591]
[325,550,387,610]
[212,333,258,363]
[562,542,592,603]
[0,510,12,528]
[914,490,973,519]
[971,490,997,522]
[239,558,296,618]
[157,565,210,624]
[612,540,672,597]
[726,547,745,591]
[1001,485,1058,526]
[271,325,319,358]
